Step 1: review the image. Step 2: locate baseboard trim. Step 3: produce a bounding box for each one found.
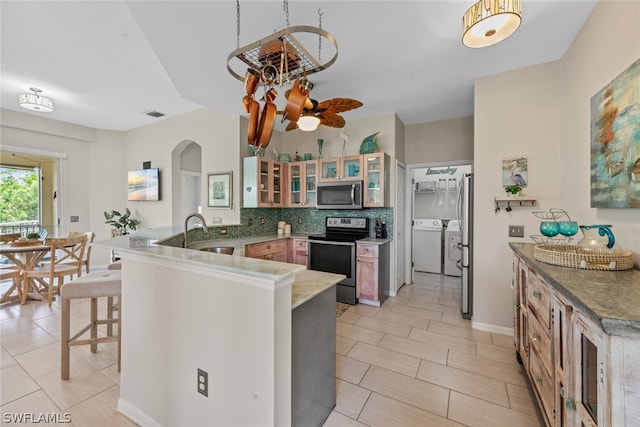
[117,398,161,427]
[471,321,514,336]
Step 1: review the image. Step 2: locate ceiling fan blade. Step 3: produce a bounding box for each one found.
[285,121,299,131]
[317,98,363,114]
[320,114,345,128]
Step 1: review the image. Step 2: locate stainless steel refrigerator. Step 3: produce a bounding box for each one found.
[457,173,473,319]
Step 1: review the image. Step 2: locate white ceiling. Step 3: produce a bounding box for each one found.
[0,1,598,132]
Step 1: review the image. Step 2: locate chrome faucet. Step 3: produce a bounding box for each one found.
[184,213,208,248]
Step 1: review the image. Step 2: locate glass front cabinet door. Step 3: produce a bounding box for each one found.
[243,156,284,208]
[319,155,362,182]
[287,160,317,208]
[573,313,608,427]
[363,152,390,207]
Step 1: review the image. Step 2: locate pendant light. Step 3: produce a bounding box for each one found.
[462,0,522,48]
[19,87,54,112]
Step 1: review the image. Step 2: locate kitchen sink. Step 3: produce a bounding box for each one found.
[197,246,234,255]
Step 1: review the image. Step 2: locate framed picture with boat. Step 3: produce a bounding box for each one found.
[590,57,640,208]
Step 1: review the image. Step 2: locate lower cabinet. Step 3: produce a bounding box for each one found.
[512,254,640,426]
[356,241,389,306]
[289,238,308,267]
[245,239,287,262]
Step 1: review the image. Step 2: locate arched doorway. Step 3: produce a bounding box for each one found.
[171,140,202,226]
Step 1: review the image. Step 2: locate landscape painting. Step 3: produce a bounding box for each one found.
[590,57,640,208]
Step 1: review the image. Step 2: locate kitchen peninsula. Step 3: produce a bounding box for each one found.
[94,227,345,427]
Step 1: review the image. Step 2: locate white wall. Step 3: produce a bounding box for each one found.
[472,0,640,331]
[405,116,474,163]
[123,107,241,227]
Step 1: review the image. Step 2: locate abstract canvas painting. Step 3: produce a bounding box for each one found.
[590,57,640,208]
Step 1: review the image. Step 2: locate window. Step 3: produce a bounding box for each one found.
[0,165,41,234]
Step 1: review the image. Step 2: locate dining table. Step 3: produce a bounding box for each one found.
[0,241,51,304]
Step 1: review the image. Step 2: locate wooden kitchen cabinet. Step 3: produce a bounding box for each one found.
[243,156,285,208]
[356,241,389,306]
[288,238,308,266]
[318,155,362,182]
[245,239,287,262]
[363,152,390,207]
[286,160,317,208]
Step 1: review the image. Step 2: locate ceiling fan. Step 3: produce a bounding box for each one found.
[281,80,363,131]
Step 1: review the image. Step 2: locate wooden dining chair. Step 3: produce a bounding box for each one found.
[24,236,87,306]
[67,231,95,274]
[0,233,23,304]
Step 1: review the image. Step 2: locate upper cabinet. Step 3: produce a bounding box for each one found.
[318,155,363,182]
[243,156,285,208]
[363,152,390,208]
[286,160,317,208]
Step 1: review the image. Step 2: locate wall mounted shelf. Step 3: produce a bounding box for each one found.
[494,196,537,212]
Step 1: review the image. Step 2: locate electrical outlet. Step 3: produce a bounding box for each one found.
[297,217,303,224]
[70,216,79,223]
[260,218,265,225]
[509,225,524,237]
[219,228,227,235]
[197,368,208,397]
[248,218,253,226]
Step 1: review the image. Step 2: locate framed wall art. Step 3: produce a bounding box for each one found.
[208,171,232,208]
[590,57,640,208]
[502,156,528,187]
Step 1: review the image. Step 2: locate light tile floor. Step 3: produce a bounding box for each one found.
[323,272,544,427]
[0,272,544,426]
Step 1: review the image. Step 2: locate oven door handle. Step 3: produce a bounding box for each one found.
[309,240,355,247]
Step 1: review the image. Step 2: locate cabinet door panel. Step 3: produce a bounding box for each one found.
[356,257,378,301]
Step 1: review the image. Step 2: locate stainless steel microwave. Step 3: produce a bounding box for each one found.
[316,181,363,209]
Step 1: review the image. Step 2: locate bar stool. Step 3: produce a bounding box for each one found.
[60,269,121,380]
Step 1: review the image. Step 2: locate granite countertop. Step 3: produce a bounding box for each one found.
[510,243,640,336]
[94,228,305,282]
[187,233,311,256]
[96,228,343,309]
[358,237,393,245]
[291,270,345,309]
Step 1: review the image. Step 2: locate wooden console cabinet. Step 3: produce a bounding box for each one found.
[512,243,640,427]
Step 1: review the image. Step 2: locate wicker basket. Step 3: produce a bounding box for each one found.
[534,244,634,271]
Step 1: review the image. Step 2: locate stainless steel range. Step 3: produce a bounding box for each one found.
[308,217,369,304]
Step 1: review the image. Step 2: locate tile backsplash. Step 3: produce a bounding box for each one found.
[166,207,394,248]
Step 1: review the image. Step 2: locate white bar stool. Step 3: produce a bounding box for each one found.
[60,269,121,380]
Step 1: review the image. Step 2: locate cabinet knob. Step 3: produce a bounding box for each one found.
[535,376,542,385]
[565,398,576,411]
[532,332,539,341]
[532,290,541,298]
[267,245,271,250]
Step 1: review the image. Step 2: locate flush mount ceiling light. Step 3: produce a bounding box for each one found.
[19,87,54,112]
[462,0,522,48]
[296,115,320,132]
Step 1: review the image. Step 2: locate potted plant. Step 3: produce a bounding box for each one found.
[504,184,522,197]
[104,208,141,236]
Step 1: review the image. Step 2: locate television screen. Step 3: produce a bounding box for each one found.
[128,168,160,201]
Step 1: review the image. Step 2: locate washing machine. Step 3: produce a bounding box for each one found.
[413,219,443,274]
[444,219,462,277]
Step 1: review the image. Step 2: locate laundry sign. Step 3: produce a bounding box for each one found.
[425,167,458,176]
